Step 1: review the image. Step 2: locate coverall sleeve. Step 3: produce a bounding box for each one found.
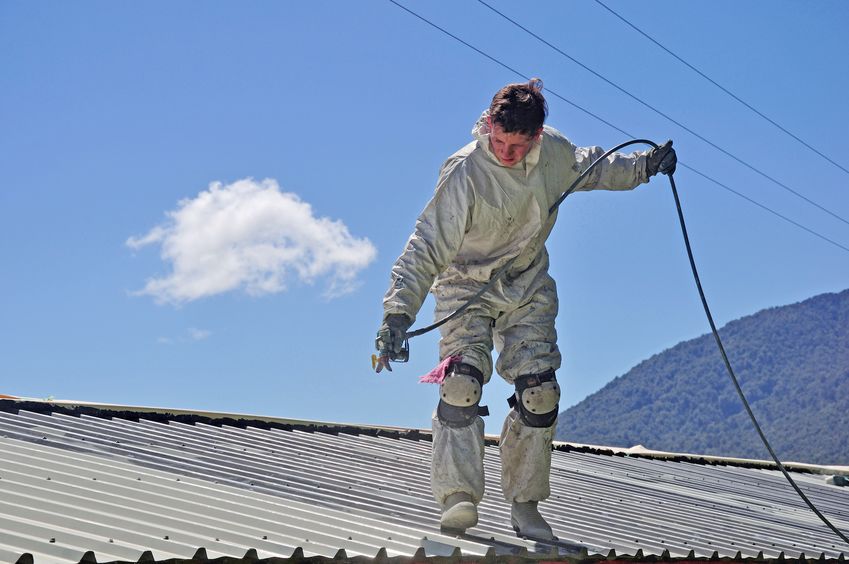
[572,145,649,192]
[382,158,473,324]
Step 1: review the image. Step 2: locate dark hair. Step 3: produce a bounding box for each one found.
[489,78,548,135]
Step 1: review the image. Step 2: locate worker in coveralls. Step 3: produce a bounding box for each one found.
[374,79,676,539]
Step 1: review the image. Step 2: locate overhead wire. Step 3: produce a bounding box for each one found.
[386,0,849,256]
[679,163,849,253]
[476,0,849,229]
[593,0,849,177]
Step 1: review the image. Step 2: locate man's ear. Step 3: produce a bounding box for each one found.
[533,127,543,141]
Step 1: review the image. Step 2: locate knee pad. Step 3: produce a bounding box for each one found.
[508,370,560,428]
[437,363,489,428]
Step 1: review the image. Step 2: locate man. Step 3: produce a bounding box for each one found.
[375,79,676,539]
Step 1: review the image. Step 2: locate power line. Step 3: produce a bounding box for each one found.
[385,0,629,138]
[593,0,849,177]
[386,0,849,257]
[679,163,849,254]
[476,0,849,229]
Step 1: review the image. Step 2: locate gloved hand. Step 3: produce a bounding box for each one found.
[374,313,412,373]
[646,140,677,177]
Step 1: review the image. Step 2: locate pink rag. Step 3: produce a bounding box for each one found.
[419,355,463,384]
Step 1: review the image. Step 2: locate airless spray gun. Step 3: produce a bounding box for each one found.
[372,330,409,371]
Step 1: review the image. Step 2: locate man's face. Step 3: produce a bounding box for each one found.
[488,119,541,167]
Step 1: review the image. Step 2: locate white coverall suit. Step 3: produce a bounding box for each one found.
[383,111,649,506]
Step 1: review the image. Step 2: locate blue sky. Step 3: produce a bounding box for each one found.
[2,1,847,435]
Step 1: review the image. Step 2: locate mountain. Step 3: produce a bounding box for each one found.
[555,289,849,466]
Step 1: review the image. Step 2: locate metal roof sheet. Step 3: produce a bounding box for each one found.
[0,398,847,563]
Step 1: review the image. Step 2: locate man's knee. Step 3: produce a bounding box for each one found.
[508,370,560,428]
[437,362,489,428]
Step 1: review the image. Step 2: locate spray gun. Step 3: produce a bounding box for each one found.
[371,328,409,372]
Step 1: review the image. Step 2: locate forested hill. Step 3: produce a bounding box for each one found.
[555,288,849,466]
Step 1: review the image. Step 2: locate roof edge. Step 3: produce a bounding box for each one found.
[3,395,846,477]
[0,396,435,442]
[554,440,849,477]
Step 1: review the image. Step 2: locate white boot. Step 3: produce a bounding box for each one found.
[511,500,555,540]
[440,492,478,534]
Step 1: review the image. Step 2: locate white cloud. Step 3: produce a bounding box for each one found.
[127,178,377,304]
[155,328,211,345]
[188,327,211,341]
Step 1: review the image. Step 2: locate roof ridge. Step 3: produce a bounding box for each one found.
[3,397,847,477]
[553,440,849,476]
[0,397,433,443]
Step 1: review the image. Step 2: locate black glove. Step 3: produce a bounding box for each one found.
[646,140,677,177]
[374,313,412,373]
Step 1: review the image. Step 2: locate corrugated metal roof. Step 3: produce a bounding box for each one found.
[0,398,847,563]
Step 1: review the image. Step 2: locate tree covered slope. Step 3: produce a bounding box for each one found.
[555,289,849,466]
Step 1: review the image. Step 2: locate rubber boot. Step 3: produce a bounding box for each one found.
[440,492,478,534]
[511,500,555,540]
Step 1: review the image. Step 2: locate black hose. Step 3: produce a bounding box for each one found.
[667,170,849,547]
[405,139,849,547]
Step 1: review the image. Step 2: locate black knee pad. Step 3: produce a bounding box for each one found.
[437,362,489,428]
[507,370,560,428]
